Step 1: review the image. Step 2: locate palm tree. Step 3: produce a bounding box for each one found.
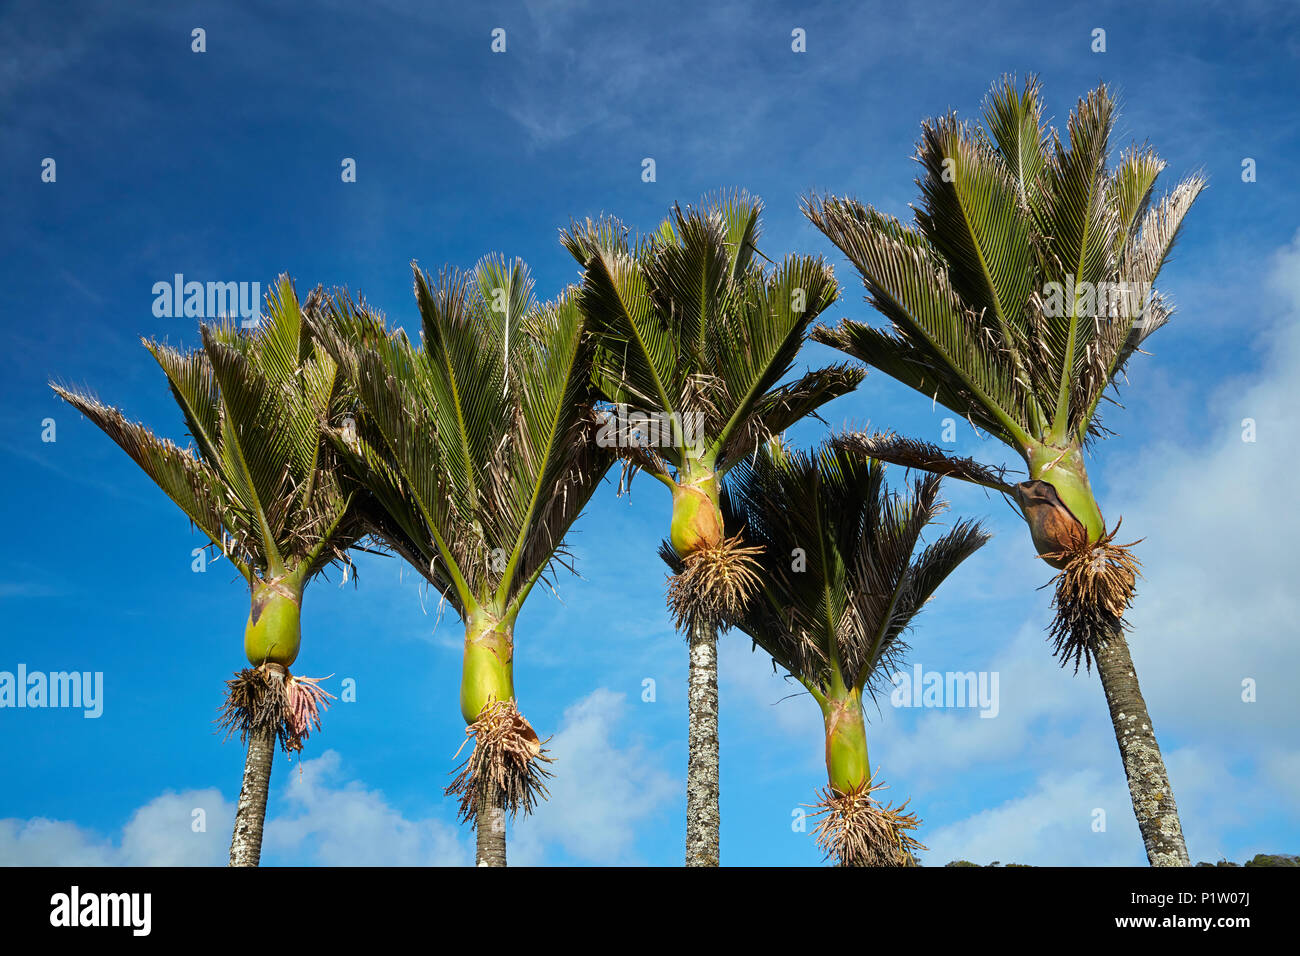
[562,193,862,865]
[804,76,1205,865]
[688,438,988,865]
[306,256,612,866]
[52,277,362,866]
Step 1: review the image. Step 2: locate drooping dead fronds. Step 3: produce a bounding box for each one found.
[666,531,764,631]
[217,664,334,755]
[808,775,924,867]
[1041,520,1143,672]
[446,698,554,827]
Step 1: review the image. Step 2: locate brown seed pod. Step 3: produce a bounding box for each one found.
[1015,479,1089,569]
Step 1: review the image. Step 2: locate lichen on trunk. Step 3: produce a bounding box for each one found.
[475,789,508,867]
[1095,625,1190,866]
[685,615,720,867]
[670,460,726,868]
[1017,440,1189,866]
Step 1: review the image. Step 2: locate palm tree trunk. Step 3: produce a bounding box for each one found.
[228,723,275,866]
[685,616,720,866]
[1095,627,1189,866]
[476,789,507,867]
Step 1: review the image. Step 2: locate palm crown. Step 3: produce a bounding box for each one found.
[715,439,987,864]
[721,440,988,706]
[307,256,612,717]
[806,77,1204,552]
[561,194,861,552]
[53,276,362,658]
[311,256,609,620]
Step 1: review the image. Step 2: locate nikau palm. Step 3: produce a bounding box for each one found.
[308,256,611,866]
[52,278,362,866]
[806,77,1205,865]
[563,194,862,865]
[698,439,988,865]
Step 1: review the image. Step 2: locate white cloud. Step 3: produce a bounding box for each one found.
[0,818,115,866]
[265,751,468,866]
[921,769,1144,866]
[511,688,675,864]
[1,689,674,867]
[118,789,233,866]
[0,788,231,866]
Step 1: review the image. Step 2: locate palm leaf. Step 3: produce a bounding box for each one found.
[805,197,1032,446]
[833,431,1018,494]
[562,219,680,418]
[721,439,987,697]
[51,386,242,574]
[809,78,1204,458]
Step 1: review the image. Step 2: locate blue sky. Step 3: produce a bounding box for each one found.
[2,0,1298,866]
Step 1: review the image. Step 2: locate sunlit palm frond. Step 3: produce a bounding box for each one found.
[809,78,1205,458]
[310,261,612,617]
[981,74,1048,214]
[497,290,614,610]
[707,253,841,469]
[646,202,734,370]
[914,111,1038,383]
[142,339,223,466]
[570,199,853,480]
[414,264,509,512]
[562,218,681,419]
[54,277,361,586]
[51,385,242,573]
[805,196,1031,445]
[718,363,864,467]
[310,290,475,605]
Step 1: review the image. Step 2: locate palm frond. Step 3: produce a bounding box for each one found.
[707,253,841,468]
[981,74,1048,213]
[309,263,613,617]
[562,218,681,418]
[804,196,1032,445]
[569,198,853,481]
[721,438,987,696]
[57,277,361,587]
[51,385,244,575]
[913,111,1039,413]
[833,431,1018,494]
[498,291,614,612]
[719,363,864,466]
[808,79,1204,457]
[1034,86,1121,433]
